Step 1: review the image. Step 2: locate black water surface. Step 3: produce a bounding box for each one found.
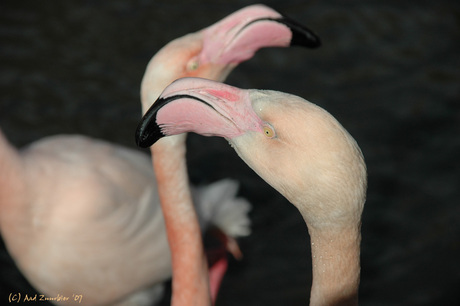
[1,1,459,305]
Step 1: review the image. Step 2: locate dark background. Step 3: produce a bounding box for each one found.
[1,1,459,305]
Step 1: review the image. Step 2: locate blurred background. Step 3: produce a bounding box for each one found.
[1,0,459,305]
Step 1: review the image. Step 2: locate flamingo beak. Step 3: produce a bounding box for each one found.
[199,4,320,66]
[135,77,260,148]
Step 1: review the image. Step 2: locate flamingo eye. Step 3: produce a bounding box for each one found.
[263,124,276,138]
[187,58,199,71]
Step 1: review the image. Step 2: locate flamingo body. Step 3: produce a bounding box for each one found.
[0,131,250,305]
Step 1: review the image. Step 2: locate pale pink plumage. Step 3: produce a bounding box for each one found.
[0,130,250,305]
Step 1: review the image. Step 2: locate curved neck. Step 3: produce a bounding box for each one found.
[307,225,361,306]
[151,141,211,306]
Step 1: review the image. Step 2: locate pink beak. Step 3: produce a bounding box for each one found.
[199,4,320,65]
[136,77,259,147]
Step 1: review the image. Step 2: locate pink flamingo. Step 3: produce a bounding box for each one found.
[0,129,250,305]
[138,5,320,305]
[136,77,367,306]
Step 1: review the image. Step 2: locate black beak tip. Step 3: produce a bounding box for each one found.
[135,128,149,148]
[277,16,321,48]
[135,99,167,148]
[135,123,164,148]
[298,32,321,49]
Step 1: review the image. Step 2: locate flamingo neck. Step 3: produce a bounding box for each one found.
[151,142,211,306]
[143,73,211,304]
[307,225,361,306]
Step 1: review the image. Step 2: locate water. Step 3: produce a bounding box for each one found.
[1,1,459,305]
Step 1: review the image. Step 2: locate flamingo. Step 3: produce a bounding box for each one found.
[138,4,320,305]
[0,129,250,305]
[136,77,367,306]
[0,5,320,305]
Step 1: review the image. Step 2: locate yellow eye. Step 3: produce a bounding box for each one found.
[187,59,199,71]
[263,124,276,138]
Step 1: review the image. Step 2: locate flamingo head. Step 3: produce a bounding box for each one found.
[140,4,320,112]
[136,77,366,230]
